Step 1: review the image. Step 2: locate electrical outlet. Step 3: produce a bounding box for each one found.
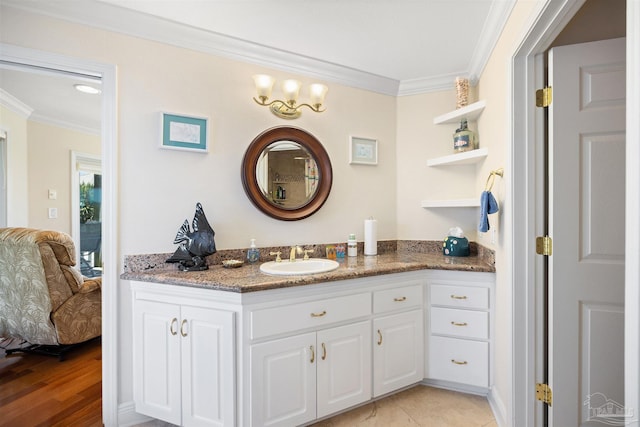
[48,208,58,219]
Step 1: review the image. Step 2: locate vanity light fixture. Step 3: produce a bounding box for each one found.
[74,84,102,95]
[252,74,328,120]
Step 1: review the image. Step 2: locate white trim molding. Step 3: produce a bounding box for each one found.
[0,88,33,118]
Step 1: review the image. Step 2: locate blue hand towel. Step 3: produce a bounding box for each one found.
[479,191,499,232]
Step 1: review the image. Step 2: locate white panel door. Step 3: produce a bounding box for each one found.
[133,299,182,425]
[316,321,372,418]
[549,37,626,427]
[373,309,424,397]
[181,306,235,427]
[250,333,316,427]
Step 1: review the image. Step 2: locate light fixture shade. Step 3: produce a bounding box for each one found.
[282,79,301,103]
[253,74,275,99]
[309,84,328,107]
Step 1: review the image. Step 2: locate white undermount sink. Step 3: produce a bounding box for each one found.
[260,258,340,276]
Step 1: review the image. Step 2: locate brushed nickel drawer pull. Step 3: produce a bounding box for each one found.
[310,345,315,363]
[310,310,327,318]
[451,359,468,365]
[450,294,467,300]
[321,343,327,360]
[170,318,178,336]
[180,319,188,337]
[377,329,383,346]
[451,321,468,327]
[393,296,407,302]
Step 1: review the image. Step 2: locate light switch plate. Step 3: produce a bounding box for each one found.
[48,189,57,200]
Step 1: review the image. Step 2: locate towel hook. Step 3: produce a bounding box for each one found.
[485,168,504,192]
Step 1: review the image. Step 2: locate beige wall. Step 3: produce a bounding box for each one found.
[0,105,28,226]
[27,120,100,233]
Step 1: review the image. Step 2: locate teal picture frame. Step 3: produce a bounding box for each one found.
[161,112,208,152]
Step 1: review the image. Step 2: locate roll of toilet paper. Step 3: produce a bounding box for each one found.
[364,218,378,256]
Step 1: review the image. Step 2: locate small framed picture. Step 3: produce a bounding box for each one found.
[349,136,378,165]
[161,112,208,152]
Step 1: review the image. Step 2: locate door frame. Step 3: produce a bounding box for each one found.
[510,1,640,426]
[0,44,119,426]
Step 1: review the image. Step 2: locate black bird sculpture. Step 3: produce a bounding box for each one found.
[166,202,217,271]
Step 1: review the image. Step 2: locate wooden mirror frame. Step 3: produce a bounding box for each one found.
[242,126,332,221]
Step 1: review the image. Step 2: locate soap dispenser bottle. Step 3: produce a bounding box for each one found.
[247,239,259,263]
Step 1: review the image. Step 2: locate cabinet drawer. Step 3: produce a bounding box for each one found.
[373,284,423,313]
[428,336,488,388]
[430,284,489,309]
[251,293,371,339]
[430,307,488,339]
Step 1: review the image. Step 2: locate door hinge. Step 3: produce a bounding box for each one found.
[536,383,553,406]
[536,236,553,256]
[536,86,552,107]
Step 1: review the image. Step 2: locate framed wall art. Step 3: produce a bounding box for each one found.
[161,112,208,152]
[349,136,378,165]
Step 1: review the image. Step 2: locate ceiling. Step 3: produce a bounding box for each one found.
[0,0,514,132]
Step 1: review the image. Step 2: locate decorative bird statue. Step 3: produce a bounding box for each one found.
[166,202,217,271]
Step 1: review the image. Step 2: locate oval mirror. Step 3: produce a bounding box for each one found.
[242,127,332,221]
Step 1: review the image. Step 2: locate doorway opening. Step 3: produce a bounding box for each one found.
[0,45,117,425]
[72,151,102,277]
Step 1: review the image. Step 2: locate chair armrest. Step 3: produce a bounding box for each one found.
[78,277,102,294]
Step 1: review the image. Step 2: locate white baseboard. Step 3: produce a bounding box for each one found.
[117,401,153,427]
[487,387,507,427]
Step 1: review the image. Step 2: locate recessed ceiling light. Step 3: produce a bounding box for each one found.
[74,84,102,95]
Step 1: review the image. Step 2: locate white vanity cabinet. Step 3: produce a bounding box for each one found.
[132,283,236,427]
[425,271,495,391]
[250,321,372,426]
[248,292,372,427]
[131,269,494,426]
[372,284,424,397]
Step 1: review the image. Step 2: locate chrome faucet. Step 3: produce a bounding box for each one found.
[290,245,302,262]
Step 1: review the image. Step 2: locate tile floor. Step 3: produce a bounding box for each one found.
[136,385,497,427]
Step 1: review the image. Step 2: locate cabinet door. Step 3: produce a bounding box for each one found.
[181,306,235,427]
[250,333,316,427]
[317,321,372,418]
[373,309,424,397]
[133,299,182,425]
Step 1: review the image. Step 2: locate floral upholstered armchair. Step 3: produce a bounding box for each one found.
[0,228,101,348]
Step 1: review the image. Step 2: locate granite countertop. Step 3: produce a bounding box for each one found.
[121,246,495,293]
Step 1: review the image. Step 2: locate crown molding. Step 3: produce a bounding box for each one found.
[3,0,513,96]
[467,0,517,82]
[0,88,33,118]
[29,112,100,136]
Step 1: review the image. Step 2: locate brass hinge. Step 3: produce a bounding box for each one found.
[536,236,553,256]
[536,383,553,406]
[536,87,552,107]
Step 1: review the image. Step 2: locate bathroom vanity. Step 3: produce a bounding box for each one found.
[126,251,495,427]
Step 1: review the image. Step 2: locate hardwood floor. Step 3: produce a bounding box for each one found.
[0,338,102,427]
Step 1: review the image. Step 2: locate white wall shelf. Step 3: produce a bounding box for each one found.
[427,147,488,167]
[420,198,480,208]
[433,100,486,125]
[424,100,487,209]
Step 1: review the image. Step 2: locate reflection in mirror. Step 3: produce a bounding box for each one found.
[242,126,332,221]
[256,141,319,209]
